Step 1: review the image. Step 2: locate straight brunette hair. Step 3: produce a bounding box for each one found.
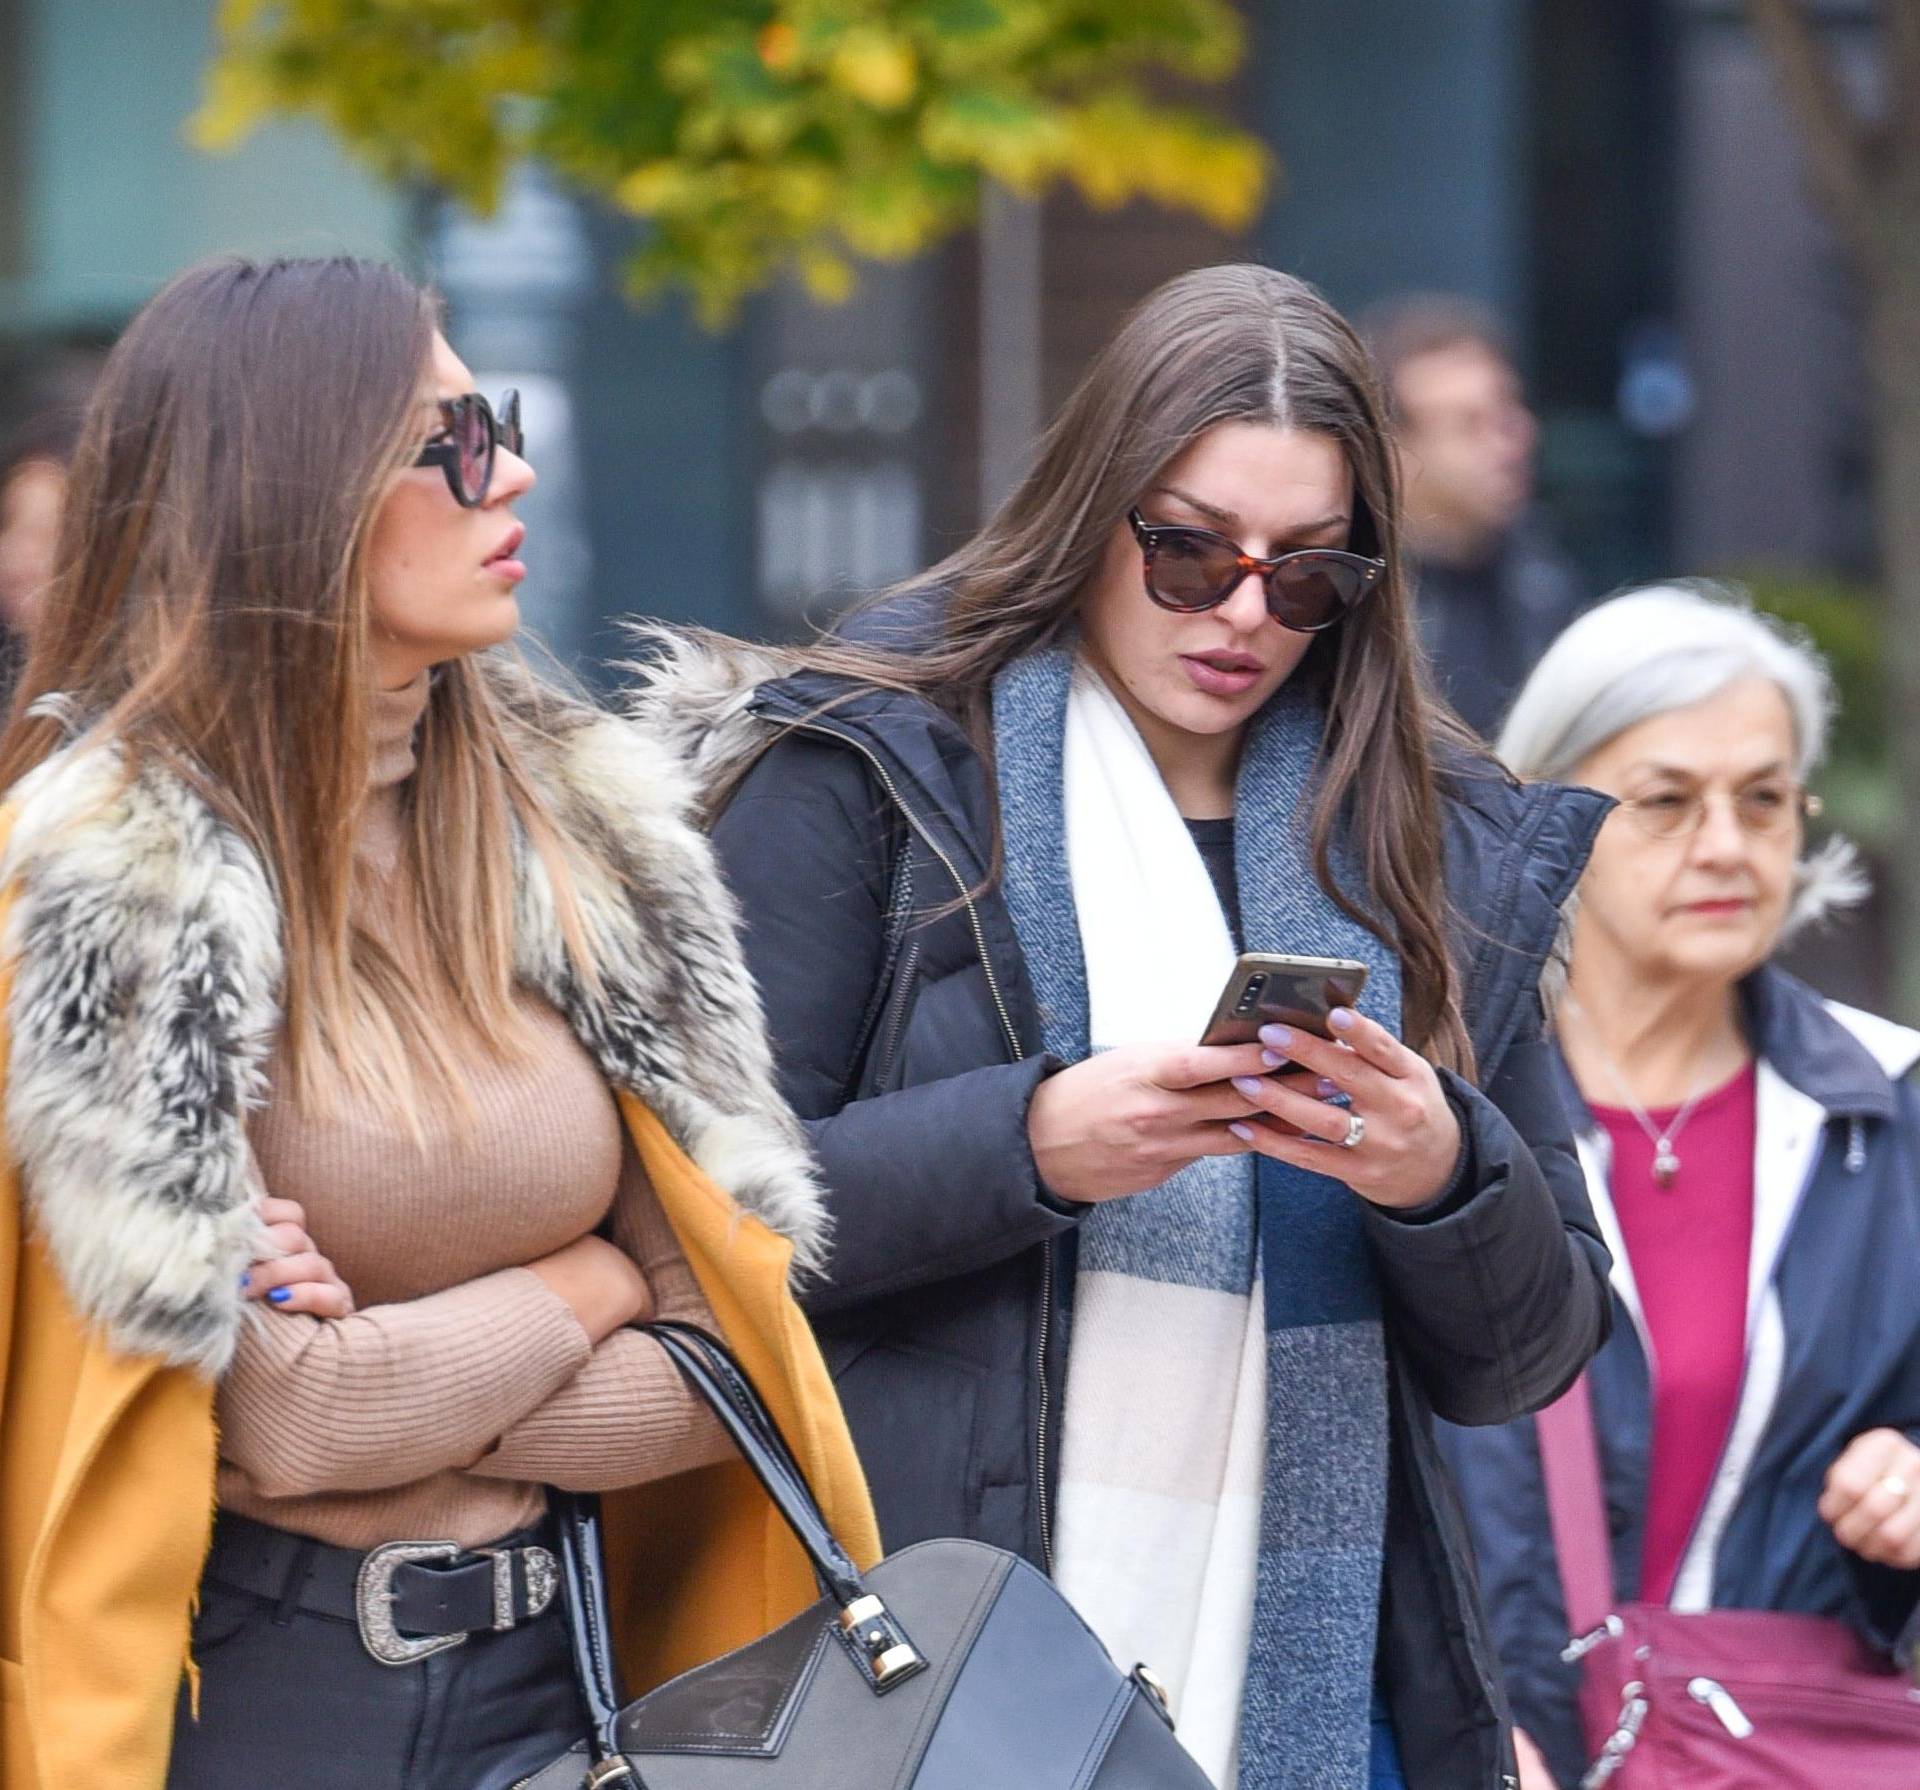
[0,255,601,1119]
[795,263,1477,1072]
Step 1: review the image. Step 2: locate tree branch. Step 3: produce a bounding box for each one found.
[1746,0,1879,267]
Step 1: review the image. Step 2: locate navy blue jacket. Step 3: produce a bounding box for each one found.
[1438,965,1920,1787]
[687,639,1613,1790]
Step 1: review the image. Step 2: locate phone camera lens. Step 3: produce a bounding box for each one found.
[1234,973,1267,1015]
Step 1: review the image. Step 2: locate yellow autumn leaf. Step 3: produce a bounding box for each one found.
[733,99,807,158]
[615,160,695,215]
[837,177,943,259]
[827,29,917,111]
[1061,98,1270,227]
[1184,135,1270,230]
[210,0,271,31]
[765,163,837,227]
[187,57,278,151]
[798,245,857,305]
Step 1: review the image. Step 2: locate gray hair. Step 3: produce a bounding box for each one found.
[1498,579,1867,938]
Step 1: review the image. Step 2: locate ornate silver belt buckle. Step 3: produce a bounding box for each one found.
[355,1539,468,1666]
[484,1543,560,1631]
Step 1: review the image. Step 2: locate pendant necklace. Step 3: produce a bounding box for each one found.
[1566,999,1719,1188]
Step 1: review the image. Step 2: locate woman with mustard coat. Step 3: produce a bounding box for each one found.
[0,255,876,1790]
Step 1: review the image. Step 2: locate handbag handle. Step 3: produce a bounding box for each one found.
[665,1323,863,1545]
[553,1492,633,1780]
[1534,1373,1620,1645]
[645,1322,865,1603]
[552,1322,926,1778]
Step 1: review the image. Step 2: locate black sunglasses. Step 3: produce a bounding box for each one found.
[414,389,523,507]
[1127,508,1385,633]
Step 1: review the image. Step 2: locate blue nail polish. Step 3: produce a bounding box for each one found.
[1229,1122,1255,1143]
[268,1287,290,1304]
[1260,1049,1288,1070]
[1329,1007,1356,1032]
[238,1272,251,1290]
[1260,1024,1293,1051]
[1232,1075,1264,1099]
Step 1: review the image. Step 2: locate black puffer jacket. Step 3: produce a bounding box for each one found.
[644,637,1613,1790]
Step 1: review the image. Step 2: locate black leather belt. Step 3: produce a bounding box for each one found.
[204,1511,561,1666]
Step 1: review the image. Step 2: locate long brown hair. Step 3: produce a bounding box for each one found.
[799,263,1476,1072]
[0,255,597,1118]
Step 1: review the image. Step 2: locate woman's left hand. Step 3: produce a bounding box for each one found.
[1819,1428,1920,1569]
[1226,1006,1462,1211]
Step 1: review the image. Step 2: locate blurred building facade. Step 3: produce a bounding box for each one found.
[0,0,1879,660]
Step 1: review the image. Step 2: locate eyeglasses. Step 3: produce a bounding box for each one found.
[413,389,523,507]
[1617,781,1822,841]
[1127,508,1385,633]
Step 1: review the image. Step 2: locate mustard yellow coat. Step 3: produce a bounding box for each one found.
[0,1088,879,1790]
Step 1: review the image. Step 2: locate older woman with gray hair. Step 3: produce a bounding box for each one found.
[1441,583,1920,1788]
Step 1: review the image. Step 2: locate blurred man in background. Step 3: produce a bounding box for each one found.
[1363,296,1586,738]
[0,366,91,686]
[0,414,73,639]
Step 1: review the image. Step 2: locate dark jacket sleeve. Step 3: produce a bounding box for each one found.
[1364,1002,1613,1427]
[1434,1410,1590,1784]
[1843,1078,1920,1661]
[1850,1496,1920,1664]
[711,734,1077,1318]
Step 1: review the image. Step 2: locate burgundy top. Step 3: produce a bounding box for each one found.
[1592,1063,1758,1604]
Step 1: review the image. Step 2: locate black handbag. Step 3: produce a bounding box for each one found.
[519,1321,1211,1790]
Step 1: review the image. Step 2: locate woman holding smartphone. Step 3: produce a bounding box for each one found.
[640,264,1611,1790]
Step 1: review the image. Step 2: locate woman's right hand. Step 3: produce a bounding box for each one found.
[1026,1041,1274,1204]
[525,1233,653,1344]
[244,1196,356,1318]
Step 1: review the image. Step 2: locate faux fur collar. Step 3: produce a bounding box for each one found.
[618,625,801,826]
[1,660,828,1377]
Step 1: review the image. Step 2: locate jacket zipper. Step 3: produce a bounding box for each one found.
[1035,1244,1056,1571]
[873,942,922,1086]
[781,715,1055,1566]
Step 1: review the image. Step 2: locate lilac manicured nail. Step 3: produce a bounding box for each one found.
[267,1287,290,1305]
[1229,1122,1255,1143]
[1232,1076,1265,1099]
[1260,1050,1288,1070]
[1317,1077,1341,1098]
[1329,1007,1357,1032]
[1259,1024,1293,1051]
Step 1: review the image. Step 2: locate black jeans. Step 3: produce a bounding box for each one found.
[167,1521,589,1790]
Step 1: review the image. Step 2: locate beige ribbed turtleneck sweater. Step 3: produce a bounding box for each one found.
[216,675,726,1550]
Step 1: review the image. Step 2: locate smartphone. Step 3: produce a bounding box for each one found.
[1198,952,1370,1047]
